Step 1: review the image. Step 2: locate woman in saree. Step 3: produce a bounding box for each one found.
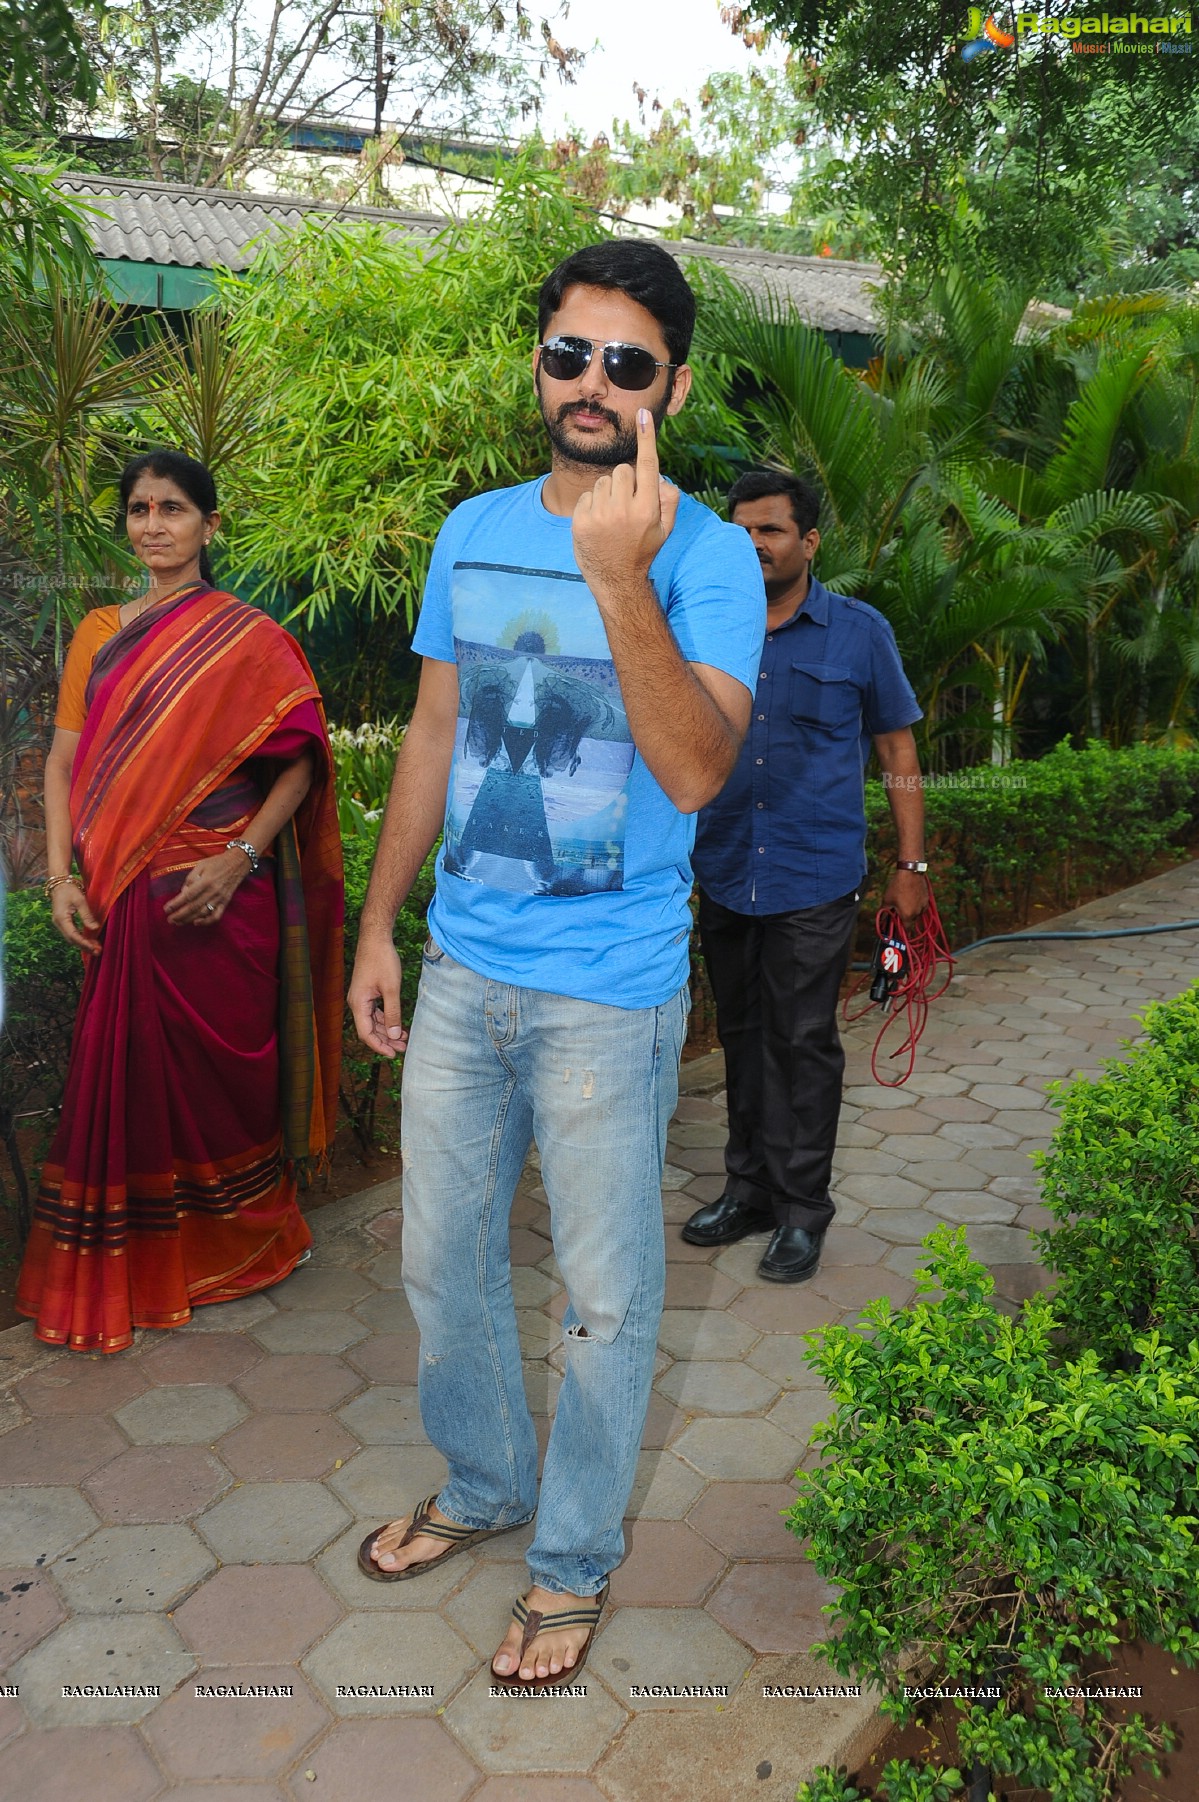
[17,450,344,1353]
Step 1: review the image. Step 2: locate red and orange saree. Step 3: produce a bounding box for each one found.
[17,585,344,1352]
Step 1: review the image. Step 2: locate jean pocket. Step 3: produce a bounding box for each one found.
[421,935,446,965]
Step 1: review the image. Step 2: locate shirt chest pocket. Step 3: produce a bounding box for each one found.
[790,662,861,733]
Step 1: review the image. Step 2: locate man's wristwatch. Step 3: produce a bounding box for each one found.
[226,839,260,875]
[896,860,928,873]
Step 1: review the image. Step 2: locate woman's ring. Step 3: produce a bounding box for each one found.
[205,902,216,913]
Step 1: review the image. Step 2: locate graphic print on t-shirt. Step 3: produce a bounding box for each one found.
[444,561,633,895]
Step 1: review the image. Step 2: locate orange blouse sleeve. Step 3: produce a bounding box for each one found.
[54,609,122,732]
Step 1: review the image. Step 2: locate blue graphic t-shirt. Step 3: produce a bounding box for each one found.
[411,475,765,1007]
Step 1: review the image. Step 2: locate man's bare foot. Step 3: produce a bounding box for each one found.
[369,1500,461,1574]
[491,1586,600,1682]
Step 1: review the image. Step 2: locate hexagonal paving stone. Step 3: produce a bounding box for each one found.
[284,1717,479,1802]
[315,1520,471,1611]
[668,1119,728,1147]
[655,1309,758,1362]
[9,1612,195,1724]
[364,1208,403,1246]
[52,1523,216,1614]
[113,1384,248,1446]
[143,1665,328,1779]
[139,1332,262,1387]
[2,1415,127,1486]
[234,1352,361,1412]
[742,1336,827,1394]
[608,1520,726,1606]
[345,1332,421,1384]
[83,1444,231,1524]
[655,1360,778,1415]
[687,1481,806,1561]
[174,1564,342,1662]
[805,1265,914,1314]
[820,1224,890,1266]
[599,1647,877,1802]
[859,1207,944,1246]
[662,1264,741,1310]
[337,1386,428,1446]
[350,1290,418,1337]
[706,1559,840,1653]
[516,1309,561,1359]
[470,1782,608,1802]
[591,1604,747,1707]
[929,1190,1017,1225]
[661,1160,699,1189]
[836,1172,932,1210]
[196,1480,350,1563]
[302,1610,476,1713]
[729,1289,844,1335]
[443,1665,626,1774]
[673,1418,801,1483]
[364,1248,407,1287]
[964,1223,1037,1264]
[0,1724,163,1802]
[510,1266,562,1309]
[440,1561,544,1659]
[0,1486,98,1566]
[269,1265,376,1311]
[767,1389,834,1448]
[16,1359,149,1417]
[625,1450,707,1520]
[326,1445,449,1520]
[640,1391,685,1450]
[218,1411,359,1480]
[251,1310,368,1355]
[0,1567,67,1671]
[167,1787,287,1802]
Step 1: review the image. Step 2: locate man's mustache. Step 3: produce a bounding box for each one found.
[558,400,622,429]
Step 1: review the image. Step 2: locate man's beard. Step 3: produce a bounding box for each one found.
[537,375,670,469]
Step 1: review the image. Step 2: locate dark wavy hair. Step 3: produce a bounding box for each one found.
[537,240,698,368]
[119,450,219,583]
[727,468,822,536]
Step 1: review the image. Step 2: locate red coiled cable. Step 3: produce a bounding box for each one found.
[841,884,956,1086]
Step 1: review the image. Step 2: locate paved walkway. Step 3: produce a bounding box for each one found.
[2,861,1197,1802]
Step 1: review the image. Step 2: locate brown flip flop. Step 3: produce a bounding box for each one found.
[357,1494,523,1582]
[492,1581,609,1689]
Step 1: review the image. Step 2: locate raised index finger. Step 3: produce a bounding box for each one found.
[635,407,660,493]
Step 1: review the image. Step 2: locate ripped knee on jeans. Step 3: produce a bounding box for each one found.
[565,1323,591,1341]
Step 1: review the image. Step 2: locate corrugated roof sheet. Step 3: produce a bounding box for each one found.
[55,172,881,336]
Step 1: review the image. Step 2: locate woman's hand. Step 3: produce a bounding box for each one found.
[163,849,252,926]
[51,880,101,954]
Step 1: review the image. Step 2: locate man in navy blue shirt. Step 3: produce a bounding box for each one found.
[682,469,928,1281]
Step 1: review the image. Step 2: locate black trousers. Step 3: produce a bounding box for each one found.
[697,886,860,1234]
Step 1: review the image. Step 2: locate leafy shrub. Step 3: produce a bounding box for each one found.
[788,1228,1199,1802]
[1035,982,1199,1366]
[329,718,406,835]
[338,821,436,1154]
[798,1764,962,1802]
[862,741,1199,944]
[0,885,84,1232]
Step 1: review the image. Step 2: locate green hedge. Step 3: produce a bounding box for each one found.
[1034,982,1199,1366]
[789,985,1199,1802]
[791,1228,1199,1802]
[863,741,1199,942]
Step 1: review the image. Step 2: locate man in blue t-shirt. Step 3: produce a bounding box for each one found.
[348,241,763,1691]
[682,469,928,1283]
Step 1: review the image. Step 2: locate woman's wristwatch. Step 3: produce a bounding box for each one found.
[226,839,260,875]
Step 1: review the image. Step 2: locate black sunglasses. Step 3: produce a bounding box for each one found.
[538,334,675,392]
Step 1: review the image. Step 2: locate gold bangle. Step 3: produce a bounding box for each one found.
[44,874,79,896]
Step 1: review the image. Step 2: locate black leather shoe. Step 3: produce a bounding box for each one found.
[758,1223,825,1283]
[680,1193,776,1246]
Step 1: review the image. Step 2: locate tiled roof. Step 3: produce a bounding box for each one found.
[56,172,881,335]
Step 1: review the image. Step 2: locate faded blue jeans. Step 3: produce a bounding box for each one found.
[399,939,688,1597]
